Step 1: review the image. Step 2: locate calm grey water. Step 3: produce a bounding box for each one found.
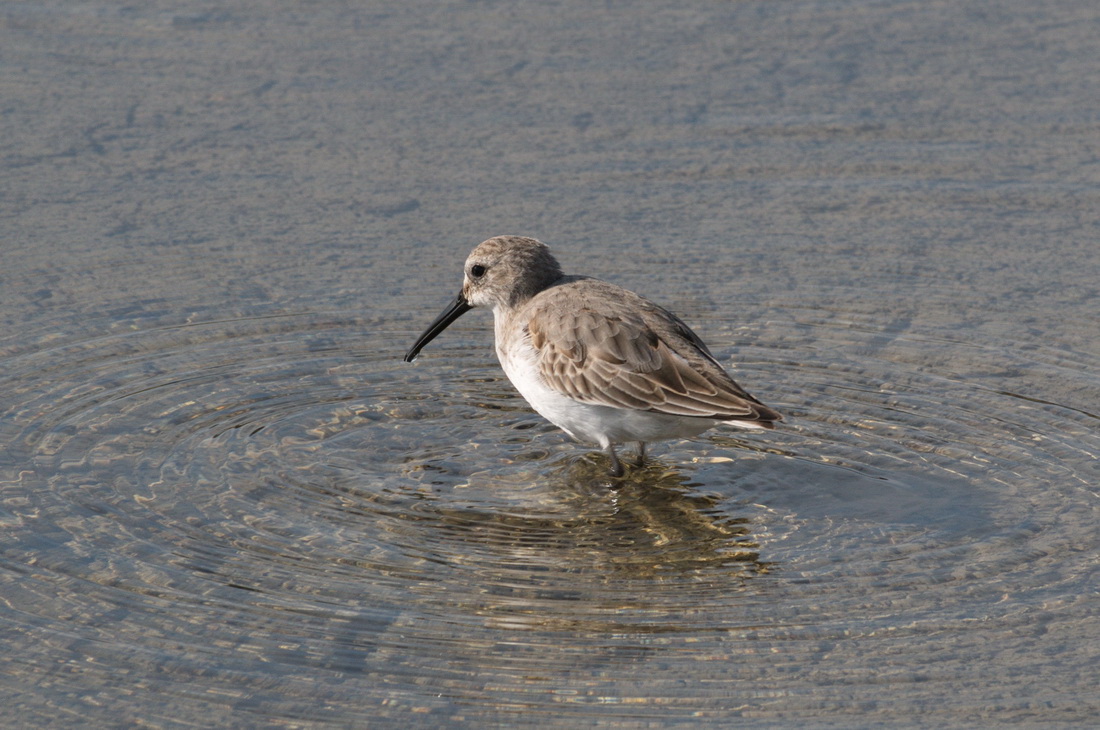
[2,0,1098,726]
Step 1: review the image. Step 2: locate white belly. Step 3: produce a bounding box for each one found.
[495,327,719,448]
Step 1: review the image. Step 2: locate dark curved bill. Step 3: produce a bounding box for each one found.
[403,293,473,362]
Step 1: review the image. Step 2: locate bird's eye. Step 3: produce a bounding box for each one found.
[470,264,487,278]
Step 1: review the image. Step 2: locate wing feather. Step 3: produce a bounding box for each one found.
[525,281,781,425]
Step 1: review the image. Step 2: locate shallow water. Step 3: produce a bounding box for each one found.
[3,0,1098,726]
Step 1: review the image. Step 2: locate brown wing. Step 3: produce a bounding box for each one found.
[525,281,781,424]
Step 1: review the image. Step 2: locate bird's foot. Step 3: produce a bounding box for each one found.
[606,445,625,478]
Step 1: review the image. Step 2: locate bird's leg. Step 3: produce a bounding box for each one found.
[634,442,647,467]
[606,444,624,478]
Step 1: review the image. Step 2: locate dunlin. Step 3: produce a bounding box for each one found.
[404,236,782,476]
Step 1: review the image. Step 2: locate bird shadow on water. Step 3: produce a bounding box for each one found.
[392,458,772,634]
[391,432,988,623]
[438,455,773,584]
[694,438,991,537]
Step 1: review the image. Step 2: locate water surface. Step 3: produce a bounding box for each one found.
[2,0,1097,726]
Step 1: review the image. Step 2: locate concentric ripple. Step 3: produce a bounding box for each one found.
[1,300,1097,724]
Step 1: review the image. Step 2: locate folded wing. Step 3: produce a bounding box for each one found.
[526,285,781,425]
